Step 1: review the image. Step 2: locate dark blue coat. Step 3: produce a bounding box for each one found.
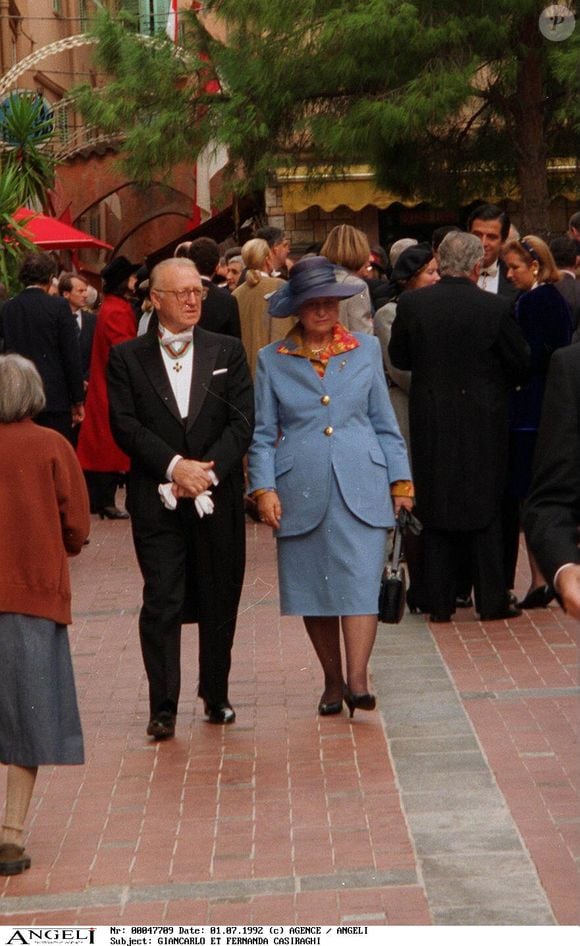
[510,283,573,433]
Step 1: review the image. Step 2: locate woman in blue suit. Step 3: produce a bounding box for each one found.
[248,257,412,718]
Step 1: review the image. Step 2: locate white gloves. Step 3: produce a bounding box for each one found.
[194,491,215,518]
[158,470,219,518]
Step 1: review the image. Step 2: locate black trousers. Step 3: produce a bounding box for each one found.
[423,512,507,618]
[83,471,119,514]
[131,485,246,717]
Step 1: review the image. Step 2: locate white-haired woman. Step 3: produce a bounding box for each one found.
[0,355,89,875]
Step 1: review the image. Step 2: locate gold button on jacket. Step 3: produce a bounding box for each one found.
[321,395,330,405]
[324,426,334,436]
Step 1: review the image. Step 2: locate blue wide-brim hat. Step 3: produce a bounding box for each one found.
[268,255,363,318]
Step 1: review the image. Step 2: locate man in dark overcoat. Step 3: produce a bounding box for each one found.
[187,237,242,338]
[0,253,85,442]
[389,231,530,621]
[523,344,580,621]
[58,272,97,384]
[107,258,254,739]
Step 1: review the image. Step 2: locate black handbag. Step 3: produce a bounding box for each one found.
[378,509,420,624]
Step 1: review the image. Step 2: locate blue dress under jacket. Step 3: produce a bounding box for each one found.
[248,332,411,615]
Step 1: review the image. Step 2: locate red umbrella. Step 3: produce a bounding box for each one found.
[13,208,113,251]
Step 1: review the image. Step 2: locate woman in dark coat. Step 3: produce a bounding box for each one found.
[77,256,139,518]
[0,354,89,875]
[502,236,573,608]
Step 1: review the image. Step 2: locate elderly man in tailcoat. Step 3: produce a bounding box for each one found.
[107,258,254,739]
[389,231,530,622]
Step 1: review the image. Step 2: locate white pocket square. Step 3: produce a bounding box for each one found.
[212,368,228,375]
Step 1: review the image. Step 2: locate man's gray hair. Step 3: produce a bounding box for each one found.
[0,354,46,423]
[439,232,484,276]
[149,257,199,290]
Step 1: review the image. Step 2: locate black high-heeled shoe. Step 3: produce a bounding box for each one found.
[318,682,347,716]
[98,506,129,520]
[318,696,343,716]
[344,690,376,718]
[517,585,555,610]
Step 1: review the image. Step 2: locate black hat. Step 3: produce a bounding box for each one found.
[391,243,434,283]
[101,256,140,291]
[268,256,362,318]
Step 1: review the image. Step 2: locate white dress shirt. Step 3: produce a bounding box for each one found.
[477,262,500,294]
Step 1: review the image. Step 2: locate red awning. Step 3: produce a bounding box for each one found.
[13,208,113,251]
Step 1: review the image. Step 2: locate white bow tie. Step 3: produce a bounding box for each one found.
[158,327,194,348]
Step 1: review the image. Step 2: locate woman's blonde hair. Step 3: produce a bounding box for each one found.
[0,354,46,423]
[321,225,370,272]
[241,238,271,287]
[502,235,561,285]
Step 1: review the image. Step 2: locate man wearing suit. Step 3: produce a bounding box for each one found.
[467,204,520,598]
[467,204,518,302]
[523,345,580,620]
[389,231,530,622]
[0,253,84,442]
[187,238,242,338]
[58,273,97,383]
[108,258,254,739]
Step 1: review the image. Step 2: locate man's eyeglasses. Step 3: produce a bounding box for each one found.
[154,287,207,303]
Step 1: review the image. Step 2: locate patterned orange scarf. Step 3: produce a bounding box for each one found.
[277,322,360,377]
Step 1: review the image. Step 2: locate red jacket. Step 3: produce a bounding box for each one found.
[77,294,136,472]
[0,419,90,624]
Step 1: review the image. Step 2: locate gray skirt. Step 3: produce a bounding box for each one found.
[0,613,84,766]
[277,473,388,616]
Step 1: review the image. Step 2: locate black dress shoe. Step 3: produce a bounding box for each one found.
[146,711,176,739]
[479,604,522,621]
[98,505,129,520]
[517,585,555,610]
[204,702,236,724]
[430,614,452,623]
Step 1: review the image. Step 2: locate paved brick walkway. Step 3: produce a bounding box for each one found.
[0,511,577,926]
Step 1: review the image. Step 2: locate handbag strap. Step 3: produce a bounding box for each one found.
[390,522,404,572]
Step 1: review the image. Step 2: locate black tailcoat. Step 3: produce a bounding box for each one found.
[107,320,254,713]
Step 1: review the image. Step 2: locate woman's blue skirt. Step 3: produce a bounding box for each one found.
[277,473,388,616]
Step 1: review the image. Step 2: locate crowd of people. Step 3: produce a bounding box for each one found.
[0,205,579,877]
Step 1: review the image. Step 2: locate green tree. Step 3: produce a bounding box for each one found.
[0,165,35,293]
[0,92,56,209]
[0,94,55,292]
[76,1,580,234]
